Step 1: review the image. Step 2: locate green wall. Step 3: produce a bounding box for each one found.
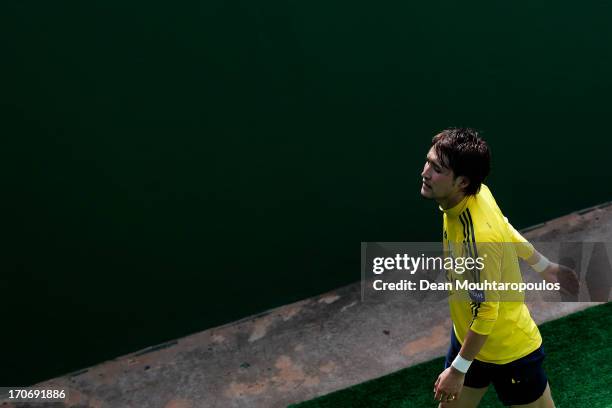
[3,0,611,385]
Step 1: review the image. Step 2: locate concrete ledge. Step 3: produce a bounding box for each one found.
[3,204,612,408]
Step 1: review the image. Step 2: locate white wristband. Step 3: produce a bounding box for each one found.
[451,354,472,374]
[531,255,551,273]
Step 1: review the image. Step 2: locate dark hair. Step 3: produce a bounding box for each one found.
[431,128,491,195]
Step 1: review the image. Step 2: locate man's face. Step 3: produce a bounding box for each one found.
[420,147,465,202]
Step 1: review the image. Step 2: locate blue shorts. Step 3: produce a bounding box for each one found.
[444,327,549,406]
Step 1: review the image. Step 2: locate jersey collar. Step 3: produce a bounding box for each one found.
[439,194,471,217]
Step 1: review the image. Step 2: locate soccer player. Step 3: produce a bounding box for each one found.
[420,128,579,407]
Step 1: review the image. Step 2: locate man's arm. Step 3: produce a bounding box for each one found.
[526,250,580,296]
[506,217,580,295]
[457,329,488,362]
[434,329,488,402]
[434,241,502,403]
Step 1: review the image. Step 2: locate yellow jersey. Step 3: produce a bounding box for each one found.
[441,184,541,364]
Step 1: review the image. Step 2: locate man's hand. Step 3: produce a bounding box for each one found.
[540,262,580,296]
[434,366,464,403]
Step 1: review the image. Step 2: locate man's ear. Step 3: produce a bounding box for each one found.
[456,176,470,190]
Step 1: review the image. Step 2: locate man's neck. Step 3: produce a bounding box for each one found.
[438,192,467,210]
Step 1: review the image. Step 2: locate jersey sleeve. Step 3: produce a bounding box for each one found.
[504,217,535,260]
[462,240,502,336]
